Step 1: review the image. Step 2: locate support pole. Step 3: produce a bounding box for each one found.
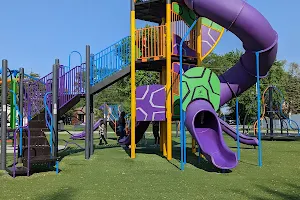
[160,18,166,154]
[10,79,17,129]
[52,59,59,157]
[1,60,8,170]
[19,68,24,162]
[85,45,91,159]
[89,54,95,155]
[90,95,94,155]
[255,52,262,167]
[192,139,196,153]
[236,98,240,160]
[193,18,203,154]
[179,19,198,170]
[166,0,172,161]
[160,67,167,156]
[104,102,108,139]
[130,0,136,159]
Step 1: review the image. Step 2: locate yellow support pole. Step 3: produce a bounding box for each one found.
[161,67,167,156]
[197,18,202,64]
[160,71,163,152]
[166,0,172,160]
[192,139,196,153]
[193,18,203,154]
[130,0,136,159]
[160,17,166,153]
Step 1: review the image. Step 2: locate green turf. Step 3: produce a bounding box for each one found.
[1,131,300,200]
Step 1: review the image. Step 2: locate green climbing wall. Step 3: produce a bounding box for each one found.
[180,67,220,111]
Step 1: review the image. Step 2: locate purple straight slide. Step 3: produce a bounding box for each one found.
[71,118,103,139]
[219,118,258,146]
[184,0,278,169]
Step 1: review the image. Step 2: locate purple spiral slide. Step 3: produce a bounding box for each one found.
[184,0,277,169]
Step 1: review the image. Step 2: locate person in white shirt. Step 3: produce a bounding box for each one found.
[98,122,108,145]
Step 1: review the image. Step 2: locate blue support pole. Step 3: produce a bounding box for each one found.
[183,112,186,164]
[236,98,240,160]
[255,52,262,167]
[179,19,198,171]
[56,161,59,174]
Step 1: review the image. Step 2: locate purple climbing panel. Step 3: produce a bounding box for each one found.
[23,65,84,119]
[172,34,196,57]
[136,84,166,121]
[24,71,56,118]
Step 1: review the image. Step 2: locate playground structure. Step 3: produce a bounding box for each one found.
[243,85,300,140]
[0,0,279,176]
[70,103,129,140]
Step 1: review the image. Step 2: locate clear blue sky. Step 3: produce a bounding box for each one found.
[0,0,298,77]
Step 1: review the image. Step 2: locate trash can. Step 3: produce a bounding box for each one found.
[58,120,64,130]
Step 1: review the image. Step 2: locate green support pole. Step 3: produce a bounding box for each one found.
[10,79,17,129]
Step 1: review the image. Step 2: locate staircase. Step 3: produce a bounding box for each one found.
[9,36,131,176]
[8,65,85,175]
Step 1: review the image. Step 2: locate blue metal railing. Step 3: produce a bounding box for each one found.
[10,90,23,155]
[44,92,53,154]
[91,36,131,86]
[68,51,83,71]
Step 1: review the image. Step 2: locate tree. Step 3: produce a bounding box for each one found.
[283,62,300,114]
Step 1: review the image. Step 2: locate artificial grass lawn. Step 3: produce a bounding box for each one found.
[0,131,300,200]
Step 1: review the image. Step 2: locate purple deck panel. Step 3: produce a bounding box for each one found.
[172,34,197,57]
[182,0,278,169]
[185,100,238,169]
[219,118,258,146]
[136,85,166,121]
[71,119,103,139]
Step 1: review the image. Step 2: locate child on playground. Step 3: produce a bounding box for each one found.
[98,122,108,145]
[118,111,126,140]
[152,121,160,147]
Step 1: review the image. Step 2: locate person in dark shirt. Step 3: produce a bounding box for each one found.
[118,111,126,139]
[152,121,159,146]
[152,121,160,146]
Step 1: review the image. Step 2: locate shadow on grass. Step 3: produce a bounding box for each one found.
[233,183,300,200]
[58,137,121,159]
[239,160,257,167]
[124,139,230,173]
[229,146,256,150]
[34,187,76,200]
[30,164,60,175]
